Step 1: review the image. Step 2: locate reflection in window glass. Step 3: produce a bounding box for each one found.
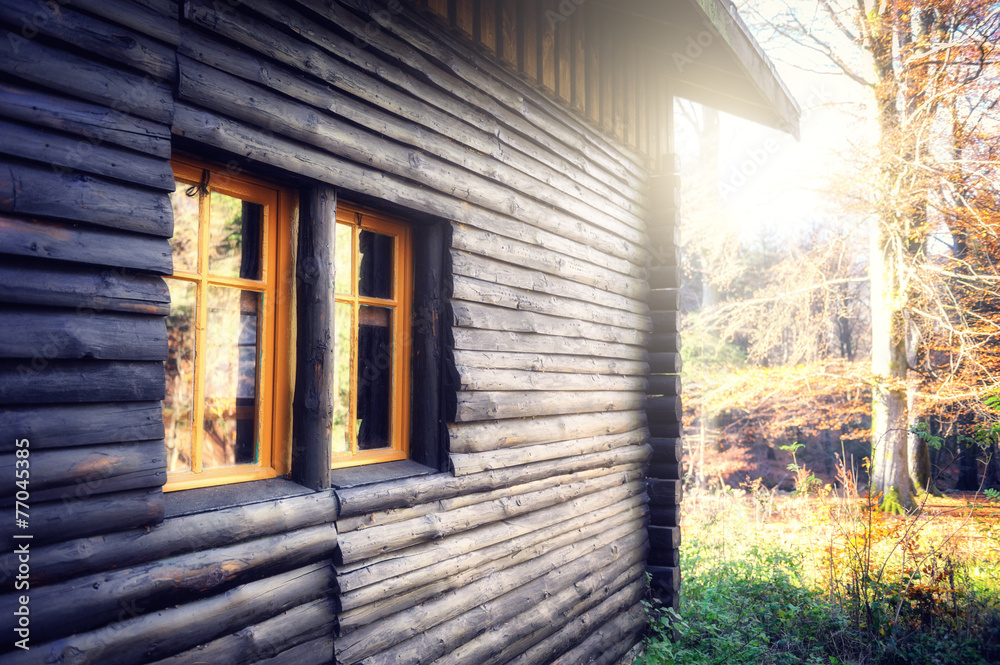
[335,222,353,295]
[357,305,392,450]
[332,302,352,454]
[168,182,199,273]
[210,193,262,280]
[203,286,259,468]
[164,280,196,472]
[358,230,393,299]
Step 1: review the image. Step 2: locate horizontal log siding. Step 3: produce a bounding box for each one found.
[0,0,668,663]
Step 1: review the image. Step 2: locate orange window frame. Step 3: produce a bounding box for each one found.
[164,158,293,491]
[332,203,413,469]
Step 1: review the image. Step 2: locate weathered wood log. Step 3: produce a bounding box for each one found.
[248,635,334,665]
[453,350,648,376]
[0,119,174,192]
[339,509,648,637]
[17,487,163,546]
[650,332,681,354]
[208,0,649,218]
[0,439,165,497]
[0,214,172,273]
[0,82,171,158]
[454,389,644,422]
[170,103,642,285]
[0,359,164,404]
[648,461,681,481]
[647,374,681,396]
[177,52,643,254]
[649,352,682,374]
[450,250,647,315]
[69,0,180,45]
[651,310,679,332]
[450,429,647,476]
[456,366,647,393]
[8,524,338,644]
[0,1,176,81]
[0,563,333,665]
[451,281,652,338]
[330,0,650,199]
[0,309,167,361]
[448,409,645,454]
[646,479,683,507]
[648,421,682,439]
[148,597,334,665]
[0,260,170,315]
[647,288,680,311]
[0,160,173,236]
[648,525,681,551]
[648,565,681,603]
[451,224,647,300]
[648,505,680,527]
[446,563,646,665]
[648,265,681,290]
[495,579,645,665]
[335,444,649,518]
[416,557,647,665]
[452,328,647,361]
[336,458,643,535]
[338,525,647,664]
[336,468,644,563]
[649,437,682,464]
[0,402,164,452]
[0,27,173,124]
[174,46,645,265]
[176,25,645,238]
[545,601,646,665]
[2,491,336,586]
[648,223,681,251]
[337,498,647,626]
[647,547,680,567]
[291,185,336,491]
[646,396,682,423]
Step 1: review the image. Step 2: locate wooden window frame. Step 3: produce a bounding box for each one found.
[331,203,413,470]
[164,158,293,492]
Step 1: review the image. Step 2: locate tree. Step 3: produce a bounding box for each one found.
[740,0,1000,510]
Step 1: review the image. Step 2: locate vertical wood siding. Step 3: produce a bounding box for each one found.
[0,0,681,662]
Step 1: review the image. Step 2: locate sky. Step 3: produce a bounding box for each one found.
[674,0,880,244]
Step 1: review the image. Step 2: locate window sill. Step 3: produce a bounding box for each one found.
[163,477,316,519]
[329,459,437,489]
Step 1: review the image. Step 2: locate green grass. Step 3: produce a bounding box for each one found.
[637,490,1000,665]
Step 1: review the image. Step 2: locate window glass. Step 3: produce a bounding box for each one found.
[335,222,353,295]
[164,279,196,472]
[210,193,262,280]
[357,305,393,450]
[169,181,199,273]
[358,230,394,299]
[333,301,353,455]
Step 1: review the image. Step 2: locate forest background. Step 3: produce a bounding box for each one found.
[677,0,1000,507]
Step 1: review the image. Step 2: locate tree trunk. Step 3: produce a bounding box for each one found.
[870,215,914,512]
[956,412,980,491]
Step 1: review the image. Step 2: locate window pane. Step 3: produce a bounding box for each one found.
[203,286,260,468]
[335,222,353,295]
[168,182,199,273]
[357,305,393,450]
[164,279,196,473]
[333,302,353,454]
[358,230,394,299]
[209,192,263,280]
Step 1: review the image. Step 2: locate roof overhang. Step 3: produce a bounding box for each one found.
[598,0,801,138]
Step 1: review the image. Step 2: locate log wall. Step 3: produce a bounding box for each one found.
[0,0,681,662]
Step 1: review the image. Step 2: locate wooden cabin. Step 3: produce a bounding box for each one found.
[0,1,797,663]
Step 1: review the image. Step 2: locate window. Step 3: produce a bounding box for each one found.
[163,158,292,491]
[332,204,413,469]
